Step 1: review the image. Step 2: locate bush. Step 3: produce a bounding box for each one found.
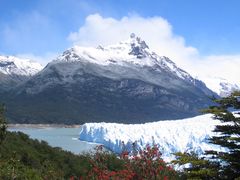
[82,144,180,180]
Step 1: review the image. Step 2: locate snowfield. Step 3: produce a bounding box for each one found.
[0,55,43,76]
[200,76,240,97]
[79,114,228,161]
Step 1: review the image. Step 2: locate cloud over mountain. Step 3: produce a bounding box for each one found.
[68,14,240,84]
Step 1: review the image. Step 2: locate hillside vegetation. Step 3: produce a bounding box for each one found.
[0,106,179,179]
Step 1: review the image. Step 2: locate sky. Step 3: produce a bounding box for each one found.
[0,0,240,82]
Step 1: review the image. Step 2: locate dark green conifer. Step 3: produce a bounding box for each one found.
[173,91,240,179]
[173,152,219,179]
[204,91,240,179]
[0,104,7,145]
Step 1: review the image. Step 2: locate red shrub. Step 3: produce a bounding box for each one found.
[81,144,178,180]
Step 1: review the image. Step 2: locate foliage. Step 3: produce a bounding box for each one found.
[128,144,177,179]
[173,91,240,179]
[203,91,240,179]
[0,104,7,145]
[0,105,180,179]
[0,132,181,180]
[0,131,93,179]
[84,145,134,179]
[173,152,219,179]
[83,144,180,180]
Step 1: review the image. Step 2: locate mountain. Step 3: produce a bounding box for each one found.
[201,76,240,97]
[0,55,43,92]
[2,34,216,124]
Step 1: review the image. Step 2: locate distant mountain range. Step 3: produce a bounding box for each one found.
[0,34,238,124]
[200,76,240,97]
[0,55,43,92]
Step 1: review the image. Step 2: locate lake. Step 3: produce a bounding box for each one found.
[8,126,100,154]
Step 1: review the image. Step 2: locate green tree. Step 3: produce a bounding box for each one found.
[0,104,7,145]
[173,152,219,179]
[173,91,240,179]
[204,91,240,179]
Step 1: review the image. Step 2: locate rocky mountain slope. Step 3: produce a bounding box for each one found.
[0,55,43,92]
[2,35,217,124]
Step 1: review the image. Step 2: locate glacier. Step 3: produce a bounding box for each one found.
[79,114,227,161]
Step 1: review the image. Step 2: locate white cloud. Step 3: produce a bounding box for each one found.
[68,14,198,70]
[196,55,240,83]
[68,13,240,84]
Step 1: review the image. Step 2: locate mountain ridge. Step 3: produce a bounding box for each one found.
[200,76,240,97]
[42,34,214,96]
[0,55,43,92]
[0,55,43,76]
[0,35,225,124]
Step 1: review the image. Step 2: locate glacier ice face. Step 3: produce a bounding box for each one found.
[79,114,227,161]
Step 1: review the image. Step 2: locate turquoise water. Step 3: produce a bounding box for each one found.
[9,127,99,154]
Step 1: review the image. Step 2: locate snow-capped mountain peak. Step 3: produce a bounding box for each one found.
[128,33,149,58]
[4,34,217,123]
[55,34,194,81]
[200,76,240,97]
[0,55,43,76]
[48,33,215,98]
[56,34,152,65]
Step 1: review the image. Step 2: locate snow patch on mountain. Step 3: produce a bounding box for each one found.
[55,33,153,66]
[79,114,227,161]
[53,34,194,81]
[49,34,213,95]
[0,55,43,76]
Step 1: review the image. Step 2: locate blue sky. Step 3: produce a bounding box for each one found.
[1,0,240,57]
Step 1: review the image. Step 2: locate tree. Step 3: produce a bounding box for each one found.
[173,152,219,179]
[173,92,240,179]
[0,104,7,145]
[85,144,180,179]
[203,91,240,179]
[173,91,240,179]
